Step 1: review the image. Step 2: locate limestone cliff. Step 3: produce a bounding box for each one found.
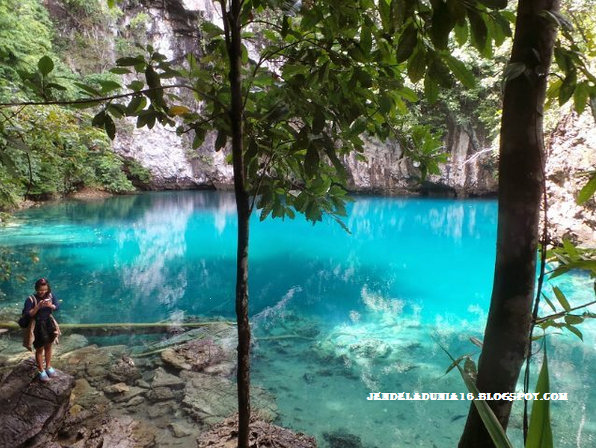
[343,124,497,197]
[546,112,596,247]
[42,0,596,245]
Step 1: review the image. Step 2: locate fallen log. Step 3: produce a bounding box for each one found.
[0,321,235,336]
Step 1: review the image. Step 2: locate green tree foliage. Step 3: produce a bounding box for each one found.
[0,0,53,85]
[0,0,148,209]
[0,105,135,203]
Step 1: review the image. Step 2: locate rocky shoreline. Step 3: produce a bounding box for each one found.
[0,322,315,448]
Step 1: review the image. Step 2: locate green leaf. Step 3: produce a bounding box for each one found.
[46,82,66,91]
[578,174,596,204]
[128,80,144,92]
[396,24,418,63]
[92,111,106,128]
[541,293,557,312]
[304,145,320,178]
[74,82,101,96]
[396,87,418,103]
[201,22,224,38]
[424,74,439,104]
[104,114,116,140]
[564,315,584,325]
[438,344,514,448]
[116,56,145,67]
[445,354,470,375]
[454,22,468,46]
[379,94,393,114]
[431,2,455,50]
[526,348,553,448]
[559,71,577,105]
[407,46,426,83]
[503,62,526,83]
[467,10,488,53]
[110,67,132,75]
[38,56,54,76]
[590,93,596,122]
[107,104,126,118]
[573,82,589,115]
[192,128,206,149]
[552,286,571,312]
[215,130,227,151]
[99,80,122,94]
[168,105,191,116]
[443,55,475,88]
[477,0,507,9]
[126,96,147,115]
[562,238,578,259]
[145,66,161,89]
[565,324,583,341]
[360,26,373,54]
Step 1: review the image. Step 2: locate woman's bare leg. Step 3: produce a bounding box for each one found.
[44,343,53,369]
[35,347,44,372]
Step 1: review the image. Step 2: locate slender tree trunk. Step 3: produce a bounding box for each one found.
[223,1,251,447]
[459,0,559,446]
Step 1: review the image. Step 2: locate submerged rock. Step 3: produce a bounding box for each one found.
[197,415,317,448]
[181,371,277,428]
[0,358,75,448]
[161,337,234,376]
[59,415,157,448]
[323,430,366,448]
[58,344,128,387]
[108,356,141,384]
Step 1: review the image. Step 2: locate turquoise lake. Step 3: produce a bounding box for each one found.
[0,191,595,447]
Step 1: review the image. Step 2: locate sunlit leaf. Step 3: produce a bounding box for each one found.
[552,286,571,312]
[577,174,596,205]
[526,347,553,448]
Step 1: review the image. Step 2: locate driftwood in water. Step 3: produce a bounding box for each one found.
[0,320,235,336]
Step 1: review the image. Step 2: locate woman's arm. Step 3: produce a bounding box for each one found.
[24,296,40,317]
[50,293,59,311]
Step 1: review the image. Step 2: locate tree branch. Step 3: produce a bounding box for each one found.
[0,84,225,110]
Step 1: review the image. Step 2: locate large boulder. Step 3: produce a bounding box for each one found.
[0,358,75,448]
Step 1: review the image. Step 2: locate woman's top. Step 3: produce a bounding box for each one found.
[23,293,60,321]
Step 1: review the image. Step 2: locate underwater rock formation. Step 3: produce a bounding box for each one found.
[181,371,277,428]
[0,358,75,448]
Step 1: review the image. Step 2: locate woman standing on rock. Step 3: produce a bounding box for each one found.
[22,278,61,382]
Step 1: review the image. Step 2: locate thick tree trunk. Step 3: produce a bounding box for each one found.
[458,0,559,446]
[224,1,251,447]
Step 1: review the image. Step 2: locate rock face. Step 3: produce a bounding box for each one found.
[343,125,497,196]
[546,112,596,247]
[110,0,235,190]
[0,359,75,448]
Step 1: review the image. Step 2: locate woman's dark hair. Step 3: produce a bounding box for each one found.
[34,278,51,293]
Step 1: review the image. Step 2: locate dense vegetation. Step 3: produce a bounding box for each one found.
[0,0,148,210]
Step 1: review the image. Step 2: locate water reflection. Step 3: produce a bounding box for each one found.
[0,192,497,325]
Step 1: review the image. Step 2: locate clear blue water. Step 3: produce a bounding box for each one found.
[0,191,594,447]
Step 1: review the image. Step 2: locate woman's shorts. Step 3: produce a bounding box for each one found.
[33,317,57,349]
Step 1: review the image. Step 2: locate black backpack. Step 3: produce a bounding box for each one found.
[18,295,37,328]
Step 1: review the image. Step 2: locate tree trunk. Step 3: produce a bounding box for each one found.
[458,0,559,446]
[224,1,251,447]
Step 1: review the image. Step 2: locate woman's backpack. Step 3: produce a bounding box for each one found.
[18,295,37,328]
